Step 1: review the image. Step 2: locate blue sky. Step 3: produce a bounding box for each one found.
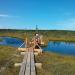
[0,0,75,30]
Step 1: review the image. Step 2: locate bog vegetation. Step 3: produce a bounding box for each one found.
[1,29,75,43]
[35,52,75,75]
[0,46,23,75]
[0,29,75,75]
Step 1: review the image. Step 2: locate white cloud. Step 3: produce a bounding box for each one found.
[0,14,9,17]
[0,14,19,18]
[55,18,75,30]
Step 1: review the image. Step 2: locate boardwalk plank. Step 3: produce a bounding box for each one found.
[19,48,36,75]
[25,52,31,75]
[19,52,28,75]
[31,51,36,75]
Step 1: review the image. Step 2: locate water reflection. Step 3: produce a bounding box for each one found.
[43,41,75,56]
[0,37,25,48]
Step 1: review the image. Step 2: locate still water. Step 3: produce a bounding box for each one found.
[0,37,25,48]
[0,37,75,55]
[43,41,75,56]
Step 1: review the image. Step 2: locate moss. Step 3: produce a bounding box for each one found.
[35,52,75,75]
[1,30,75,75]
[0,46,23,75]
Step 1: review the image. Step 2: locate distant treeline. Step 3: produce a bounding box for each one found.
[0,29,75,43]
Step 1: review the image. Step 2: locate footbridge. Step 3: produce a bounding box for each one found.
[17,34,43,75]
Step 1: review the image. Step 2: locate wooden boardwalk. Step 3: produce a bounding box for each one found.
[18,33,43,75]
[19,48,36,75]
